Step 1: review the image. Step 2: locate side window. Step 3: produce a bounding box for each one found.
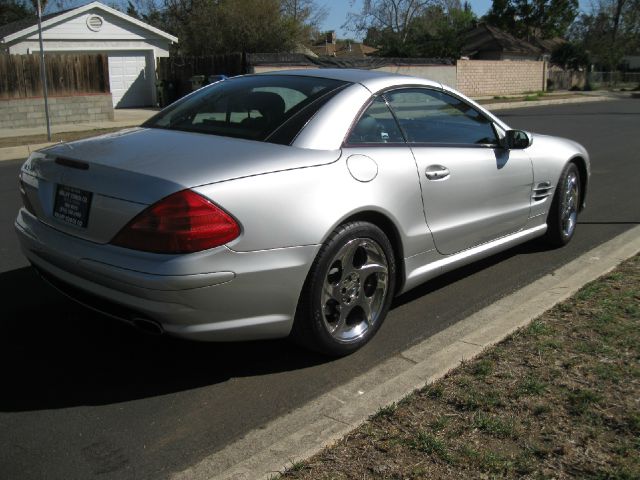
[346,97,405,145]
[384,89,498,145]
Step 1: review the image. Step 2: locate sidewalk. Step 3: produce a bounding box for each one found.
[0,92,617,162]
[0,108,157,162]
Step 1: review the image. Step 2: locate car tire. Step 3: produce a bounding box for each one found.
[291,222,396,357]
[544,162,581,247]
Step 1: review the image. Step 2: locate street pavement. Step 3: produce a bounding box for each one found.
[0,100,638,479]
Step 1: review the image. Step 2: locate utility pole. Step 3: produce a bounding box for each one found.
[36,0,51,141]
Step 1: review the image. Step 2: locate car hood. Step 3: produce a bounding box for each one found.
[38,127,341,203]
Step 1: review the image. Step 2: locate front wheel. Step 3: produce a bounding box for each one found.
[544,162,581,247]
[291,222,396,357]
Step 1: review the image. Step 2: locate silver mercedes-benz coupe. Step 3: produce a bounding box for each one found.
[15,69,589,356]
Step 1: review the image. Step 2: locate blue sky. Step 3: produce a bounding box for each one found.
[50,0,593,41]
[321,0,593,40]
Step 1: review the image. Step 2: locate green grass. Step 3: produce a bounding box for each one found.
[429,416,450,432]
[472,358,494,377]
[526,319,554,336]
[566,388,601,416]
[472,411,517,439]
[408,431,453,463]
[371,403,397,419]
[516,375,547,396]
[424,384,443,399]
[524,91,545,101]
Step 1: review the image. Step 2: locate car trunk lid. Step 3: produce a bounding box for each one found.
[20,128,340,244]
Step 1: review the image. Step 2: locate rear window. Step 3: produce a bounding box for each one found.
[143,75,349,144]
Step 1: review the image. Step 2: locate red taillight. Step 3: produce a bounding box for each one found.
[111,190,240,254]
[19,179,37,217]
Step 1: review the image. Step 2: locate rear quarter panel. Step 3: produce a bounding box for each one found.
[194,148,434,257]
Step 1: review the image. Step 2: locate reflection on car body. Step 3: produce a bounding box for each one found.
[15,69,590,356]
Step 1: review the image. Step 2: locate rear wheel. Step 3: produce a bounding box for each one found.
[291,222,396,357]
[544,162,581,247]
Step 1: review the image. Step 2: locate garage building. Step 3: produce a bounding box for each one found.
[0,1,178,108]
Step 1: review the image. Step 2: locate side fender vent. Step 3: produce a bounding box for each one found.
[532,182,553,202]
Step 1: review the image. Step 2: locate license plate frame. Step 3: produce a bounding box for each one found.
[53,184,92,229]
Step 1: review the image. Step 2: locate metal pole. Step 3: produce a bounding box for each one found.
[36,0,51,141]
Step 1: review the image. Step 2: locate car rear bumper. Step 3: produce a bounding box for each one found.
[15,209,319,341]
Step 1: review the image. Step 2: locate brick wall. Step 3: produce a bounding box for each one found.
[456,60,545,96]
[0,94,114,129]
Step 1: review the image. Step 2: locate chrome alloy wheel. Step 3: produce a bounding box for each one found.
[320,238,389,343]
[561,170,579,238]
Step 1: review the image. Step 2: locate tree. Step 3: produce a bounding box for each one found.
[360,0,475,58]
[122,0,167,29]
[410,0,476,58]
[281,0,329,44]
[1,0,33,25]
[346,0,436,55]
[485,0,579,39]
[551,41,589,68]
[153,0,325,56]
[570,0,640,70]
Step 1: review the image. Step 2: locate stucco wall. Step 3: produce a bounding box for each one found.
[457,59,545,96]
[0,93,114,129]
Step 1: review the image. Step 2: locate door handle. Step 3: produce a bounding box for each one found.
[425,165,450,180]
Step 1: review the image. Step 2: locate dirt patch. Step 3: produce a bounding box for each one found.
[282,254,640,479]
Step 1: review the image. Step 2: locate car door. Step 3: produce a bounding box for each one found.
[341,96,435,259]
[384,88,533,256]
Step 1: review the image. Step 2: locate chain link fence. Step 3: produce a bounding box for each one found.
[588,72,640,89]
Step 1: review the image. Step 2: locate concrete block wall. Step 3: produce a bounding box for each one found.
[375,65,457,89]
[253,64,457,90]
[456,59,545,97]
[254,61,543,97]
[0,94,114,129]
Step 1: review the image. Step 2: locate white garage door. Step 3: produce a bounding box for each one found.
[108,52,153,108]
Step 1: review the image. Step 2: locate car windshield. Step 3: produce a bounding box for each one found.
[143,75,349,143]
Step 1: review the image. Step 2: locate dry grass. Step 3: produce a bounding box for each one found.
[281,254,640,479]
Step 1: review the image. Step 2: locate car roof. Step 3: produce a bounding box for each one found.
[259,68,442,93]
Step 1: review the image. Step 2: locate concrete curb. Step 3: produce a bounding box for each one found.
[170,225,640,480]
[485,94,610,111]
[0,95,613,163]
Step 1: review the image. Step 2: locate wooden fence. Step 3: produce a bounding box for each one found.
[0,53,110,99]
[156,54,247,104]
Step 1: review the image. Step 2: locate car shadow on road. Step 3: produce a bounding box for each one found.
[0,237,563,413]
[0,267,328,412]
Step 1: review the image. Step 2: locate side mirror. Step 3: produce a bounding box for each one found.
[503,130,532,149]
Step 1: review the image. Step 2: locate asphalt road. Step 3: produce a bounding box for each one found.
[1,100,639,480]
